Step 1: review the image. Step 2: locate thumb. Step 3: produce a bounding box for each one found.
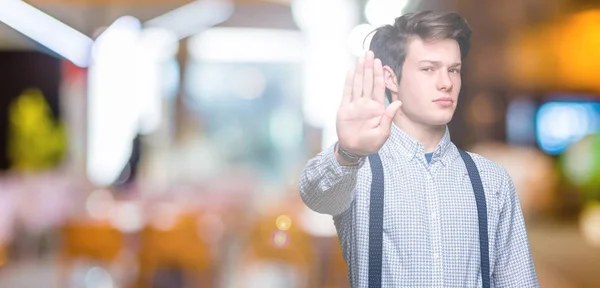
[380,101,402,129]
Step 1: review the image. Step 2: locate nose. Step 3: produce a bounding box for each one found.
[436,71,453,92]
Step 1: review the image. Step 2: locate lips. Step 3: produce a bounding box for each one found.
[433,97,454,107]
[433,97,453,103]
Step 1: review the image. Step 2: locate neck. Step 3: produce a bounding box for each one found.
[393,115,446,153]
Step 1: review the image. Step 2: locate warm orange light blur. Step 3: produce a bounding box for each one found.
[556,10,600,92]
[507,9,600,92]
[276,214,292,231]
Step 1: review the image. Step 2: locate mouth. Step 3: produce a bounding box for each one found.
[433,97,454,107]
[433,97,453,103]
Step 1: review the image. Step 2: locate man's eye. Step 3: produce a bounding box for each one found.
[421,68,433,72]
[449,69,461,74]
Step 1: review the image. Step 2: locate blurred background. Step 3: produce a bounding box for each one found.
[0,0,598,287]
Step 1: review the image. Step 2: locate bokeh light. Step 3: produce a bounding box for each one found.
[276,215,292,231]
[271,230,290,249]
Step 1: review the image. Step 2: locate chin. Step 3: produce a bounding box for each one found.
[430,120,451,127]
[427,113,454,126]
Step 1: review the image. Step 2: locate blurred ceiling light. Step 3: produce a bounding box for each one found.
[88,16,175,187]
[347,23,376,56]
[87,16,143,187]
[365,0,410,27]
[145,0,234,40]
[0,0,93,67]
[134,28,178,135]
[91,16,142,62]
[188,28,305,62]
[291,0,357,32]
[137,27,179,62]
[291,0,358,149]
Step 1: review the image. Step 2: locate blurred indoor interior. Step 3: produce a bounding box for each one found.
[0,0,599,287]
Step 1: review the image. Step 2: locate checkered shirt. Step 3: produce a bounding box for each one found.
[299,123,539,287]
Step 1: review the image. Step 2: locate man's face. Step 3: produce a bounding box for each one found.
[396,37,462,127]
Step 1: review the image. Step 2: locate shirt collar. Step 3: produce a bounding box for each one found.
[384,123,453,166]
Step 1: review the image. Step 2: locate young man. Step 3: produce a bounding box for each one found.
[299,11,539,287]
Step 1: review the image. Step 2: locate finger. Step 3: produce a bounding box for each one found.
[379,100,402,130]
[341,70,353,105]
[362,51,374,100]
[352,57,365,99]
[373,59,386,105]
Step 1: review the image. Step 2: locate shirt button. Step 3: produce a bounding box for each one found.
[433,253,440,260]
[431,213,436,220]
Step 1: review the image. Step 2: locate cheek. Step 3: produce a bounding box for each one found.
[452,75,462,90]
[401,73,433,95]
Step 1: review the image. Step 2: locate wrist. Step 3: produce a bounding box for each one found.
[335,142,365,165]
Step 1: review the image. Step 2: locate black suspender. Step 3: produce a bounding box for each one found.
[367,149,490,288]
[367,153,385,287]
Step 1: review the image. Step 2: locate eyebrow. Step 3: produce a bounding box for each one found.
[419,60,462,67]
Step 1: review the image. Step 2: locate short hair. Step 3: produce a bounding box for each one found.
[369,11,472,102]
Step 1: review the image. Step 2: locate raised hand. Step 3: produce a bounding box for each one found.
[336,50,403,157]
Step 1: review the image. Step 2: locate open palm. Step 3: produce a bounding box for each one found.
[336,51,403,156]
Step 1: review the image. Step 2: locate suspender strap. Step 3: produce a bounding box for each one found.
[458,148,490,288]
[367,150,490,288]
[367,153,384,288]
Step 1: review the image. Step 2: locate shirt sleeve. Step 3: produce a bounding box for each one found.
[492,172,540,287]
[298,142,365,216]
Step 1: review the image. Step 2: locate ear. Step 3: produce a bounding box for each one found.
[383,65,398,94]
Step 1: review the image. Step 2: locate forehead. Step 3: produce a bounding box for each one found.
[404,37,461,63]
